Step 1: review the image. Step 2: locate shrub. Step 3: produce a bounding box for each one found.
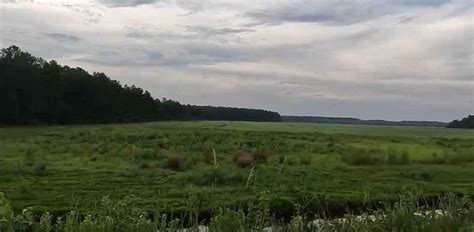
[232,150,254,168]
[232,150,248,163]
[166,156,184,171]
[237,155,254,168]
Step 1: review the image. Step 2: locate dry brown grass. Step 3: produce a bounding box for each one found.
[232,150,254,168]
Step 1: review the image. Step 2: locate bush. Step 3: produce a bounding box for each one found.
[166,156,184,171]
[232,150,254,168]
[237,155,254,168]
[232,150,248,163]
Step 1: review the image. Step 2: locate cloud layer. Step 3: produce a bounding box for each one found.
[1,0,472,121]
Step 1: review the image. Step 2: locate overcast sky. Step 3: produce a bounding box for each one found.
[1,0,473,121]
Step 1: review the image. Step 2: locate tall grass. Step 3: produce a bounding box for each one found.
[1,192,472,232]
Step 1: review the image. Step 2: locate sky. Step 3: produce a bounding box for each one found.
[0,0,473,121]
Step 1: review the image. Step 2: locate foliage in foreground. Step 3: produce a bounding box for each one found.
[1,192,473,232]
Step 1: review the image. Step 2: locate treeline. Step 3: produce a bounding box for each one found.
[447,115,474,129]
[282,116,447,127]
[0,45,281,125]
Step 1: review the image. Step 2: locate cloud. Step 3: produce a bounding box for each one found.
[74,49,165,66]
[1,0,472,121]
[393,0,450,6]
[244,1,393,26]
[187,26,255,37]
[243,0,464,26]
[96,0,158,7]
[43,32,81,42]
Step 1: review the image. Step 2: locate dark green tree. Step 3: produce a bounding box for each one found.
[0,45,281,125]
[447,115,474,129]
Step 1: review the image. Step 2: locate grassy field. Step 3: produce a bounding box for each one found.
[0,121,473,219]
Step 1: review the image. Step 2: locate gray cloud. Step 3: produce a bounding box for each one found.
[243,0,463,26]
[125,26,254,40]
[244,1,393,26]
[1,0,472,121]
[96,0,158,7]
[43,33,81,42]
[393,0,450,6]
[187,26,255,37]
[75,49,165,67]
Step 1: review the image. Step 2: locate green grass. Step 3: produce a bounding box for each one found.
[0,121,473,217]
[1,192,473,231]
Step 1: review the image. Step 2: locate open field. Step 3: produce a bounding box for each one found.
[1,121,473,218]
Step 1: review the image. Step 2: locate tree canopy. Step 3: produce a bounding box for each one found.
[0,45,281,125]
[446,115,474,129]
